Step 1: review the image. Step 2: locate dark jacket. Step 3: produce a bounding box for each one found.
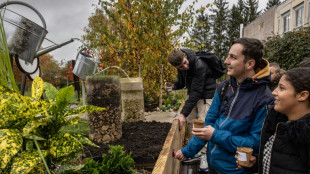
[257,106,310,174]
[182,59,274,173]
[173,49,216,117]
[268,74,281,91]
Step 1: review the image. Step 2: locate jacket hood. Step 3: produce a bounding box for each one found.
[230,58,271,89]
[252,58,270,79]
[287,113,310,146]
[181,48,196,68]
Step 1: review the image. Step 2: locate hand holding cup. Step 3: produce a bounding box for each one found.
[192,119,204,128]
[236,147,254,168]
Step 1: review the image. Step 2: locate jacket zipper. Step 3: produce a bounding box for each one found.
[210,84,240,167]
[219,85,240,128]
[259,122,279,174]
[267,123,279,173]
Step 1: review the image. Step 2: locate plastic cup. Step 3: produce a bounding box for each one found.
[237,147,253,167]
[192,119,204,128]
[166,86,173,92]
[165,82,173,92]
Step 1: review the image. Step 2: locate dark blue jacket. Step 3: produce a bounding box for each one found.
[181,59,274,173]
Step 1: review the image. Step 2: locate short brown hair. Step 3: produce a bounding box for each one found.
[270,62,281,73]
[232,38,264,70]
[298,57,310,68]
[168,49,184,67]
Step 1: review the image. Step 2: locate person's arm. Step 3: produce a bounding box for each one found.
[180,64,206,117]
[173,114,187,128]
[210,107,267,153]
[173,70,185,90]
[181,93,221,158]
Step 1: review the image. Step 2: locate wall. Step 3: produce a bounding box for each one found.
[243,7,276,41]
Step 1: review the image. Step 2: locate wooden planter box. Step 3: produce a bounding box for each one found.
[152,120,185,174]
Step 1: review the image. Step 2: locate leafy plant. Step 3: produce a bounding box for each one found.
[55,164,84,174]
[0,10,18,91]
[80,158,101,174]
[81,145,135,174]
[161,90,186,111]
[0,77,105,173]
[264,27,310,70]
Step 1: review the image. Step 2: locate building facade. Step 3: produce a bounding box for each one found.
[243,0,310,40]
[243,7,276,41]
[275,0,310,35]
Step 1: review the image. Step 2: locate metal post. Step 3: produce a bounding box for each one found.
[81,80,87,118]
[20,73,27,95]
[72,60,80,101]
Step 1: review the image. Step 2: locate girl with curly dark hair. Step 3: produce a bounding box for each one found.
[237,67,310,174]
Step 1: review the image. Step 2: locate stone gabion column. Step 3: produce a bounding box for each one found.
[120,77,145,122]
[86,75,121,144]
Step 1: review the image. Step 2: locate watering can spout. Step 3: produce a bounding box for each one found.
[35,38,75,58]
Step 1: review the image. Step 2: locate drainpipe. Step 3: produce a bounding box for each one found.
[240,24,244,38]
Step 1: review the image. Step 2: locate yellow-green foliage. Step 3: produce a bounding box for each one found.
[11,150,48,174]
[0,77,105,173]
[0,129,22,169]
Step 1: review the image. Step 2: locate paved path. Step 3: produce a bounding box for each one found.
[144,111,177,123]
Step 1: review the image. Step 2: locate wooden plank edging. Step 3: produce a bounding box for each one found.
[152,120,185,174]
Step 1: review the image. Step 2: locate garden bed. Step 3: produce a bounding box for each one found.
[83,120,171,170]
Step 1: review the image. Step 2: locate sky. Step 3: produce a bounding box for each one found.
[1,0,268,62]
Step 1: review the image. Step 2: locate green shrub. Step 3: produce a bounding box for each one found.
[81,145,135,174]
[264,27,310,70]
[161,89,186,111]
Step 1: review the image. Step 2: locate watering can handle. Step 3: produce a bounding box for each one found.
[0,1,46,29]
[78,48,100,64]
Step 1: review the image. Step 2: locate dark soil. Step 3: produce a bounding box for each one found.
[144,104,158,112]
[83,120,171,165]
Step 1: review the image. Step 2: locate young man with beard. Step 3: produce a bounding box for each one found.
[268,62,282,91]
[174,38,274,174]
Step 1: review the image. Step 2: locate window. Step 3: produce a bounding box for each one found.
[282,12,290,33]
[294,3,304,28]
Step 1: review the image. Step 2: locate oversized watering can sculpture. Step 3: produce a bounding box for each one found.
[73,48,100,80]
[72,49,130,80]
[72,48,100,112]
[0,1,47,64]
[0,1,75,74]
